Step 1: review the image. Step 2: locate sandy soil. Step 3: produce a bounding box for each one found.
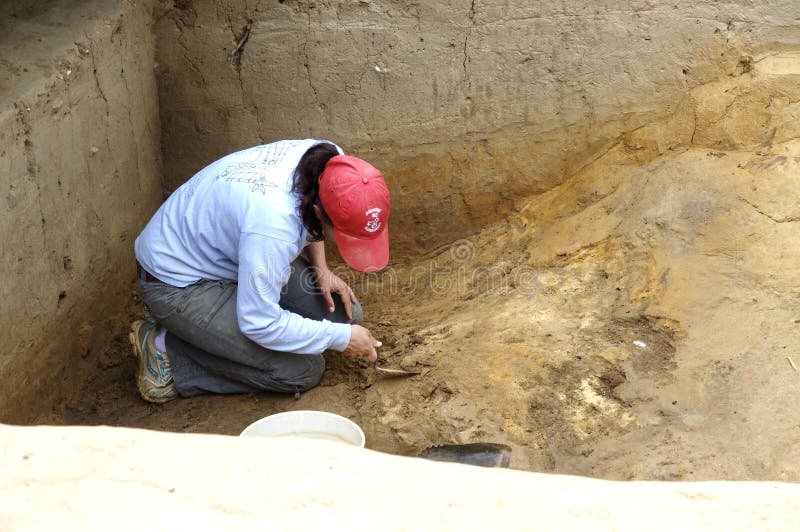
[46,52,800,482]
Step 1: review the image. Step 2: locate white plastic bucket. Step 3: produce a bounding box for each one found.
[239,410,366,448]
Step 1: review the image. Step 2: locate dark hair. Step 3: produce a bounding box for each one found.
[292,142,338,240]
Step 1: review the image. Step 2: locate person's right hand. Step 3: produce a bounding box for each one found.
[343,325,381,363]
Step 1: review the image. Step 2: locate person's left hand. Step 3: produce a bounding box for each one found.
[313,267,357,320]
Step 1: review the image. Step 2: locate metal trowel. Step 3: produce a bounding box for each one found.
[374,359,420,377]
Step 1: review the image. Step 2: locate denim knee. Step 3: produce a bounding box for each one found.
[276,353,325,392]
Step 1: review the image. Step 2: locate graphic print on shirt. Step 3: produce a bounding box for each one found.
[219,142,294,194]
[182,173,201,198]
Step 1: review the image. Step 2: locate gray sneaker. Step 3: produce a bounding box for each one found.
[129,320,177,404]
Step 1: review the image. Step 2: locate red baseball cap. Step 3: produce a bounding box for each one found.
[318,155,390,272]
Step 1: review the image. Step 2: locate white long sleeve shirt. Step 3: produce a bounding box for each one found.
[134,139,351,354]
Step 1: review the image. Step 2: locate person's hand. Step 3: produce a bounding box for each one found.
[313,266,357,320]
[343,325,381,363]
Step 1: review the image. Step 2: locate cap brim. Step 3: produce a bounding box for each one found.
[332,227,390,273]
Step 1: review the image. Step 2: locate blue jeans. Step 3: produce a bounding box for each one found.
[138,257,361,397]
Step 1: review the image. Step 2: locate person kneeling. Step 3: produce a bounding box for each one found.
[129,139,390,403]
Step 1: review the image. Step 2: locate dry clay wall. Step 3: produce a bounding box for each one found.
[0,0,162,422]
[3,0,800,423]
[155,0,800,255]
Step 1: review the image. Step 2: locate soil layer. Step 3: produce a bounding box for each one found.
[37,53,800,481]
[51,93,800,480]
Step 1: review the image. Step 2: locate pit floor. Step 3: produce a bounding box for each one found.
[48,137,800,481]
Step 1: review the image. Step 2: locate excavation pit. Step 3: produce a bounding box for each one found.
[3,0,800,482]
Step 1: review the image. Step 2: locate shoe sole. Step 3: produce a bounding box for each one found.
[129,320,175,404]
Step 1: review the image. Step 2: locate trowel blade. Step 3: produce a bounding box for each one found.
[374,361,420,377]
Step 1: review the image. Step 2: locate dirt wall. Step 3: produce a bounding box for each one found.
[154,0,800,255]
[0,0,162,423]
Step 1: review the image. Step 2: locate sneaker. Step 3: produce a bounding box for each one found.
[129,319,177,404]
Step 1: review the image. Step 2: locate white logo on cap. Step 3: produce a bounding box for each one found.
[365,207,382,233]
